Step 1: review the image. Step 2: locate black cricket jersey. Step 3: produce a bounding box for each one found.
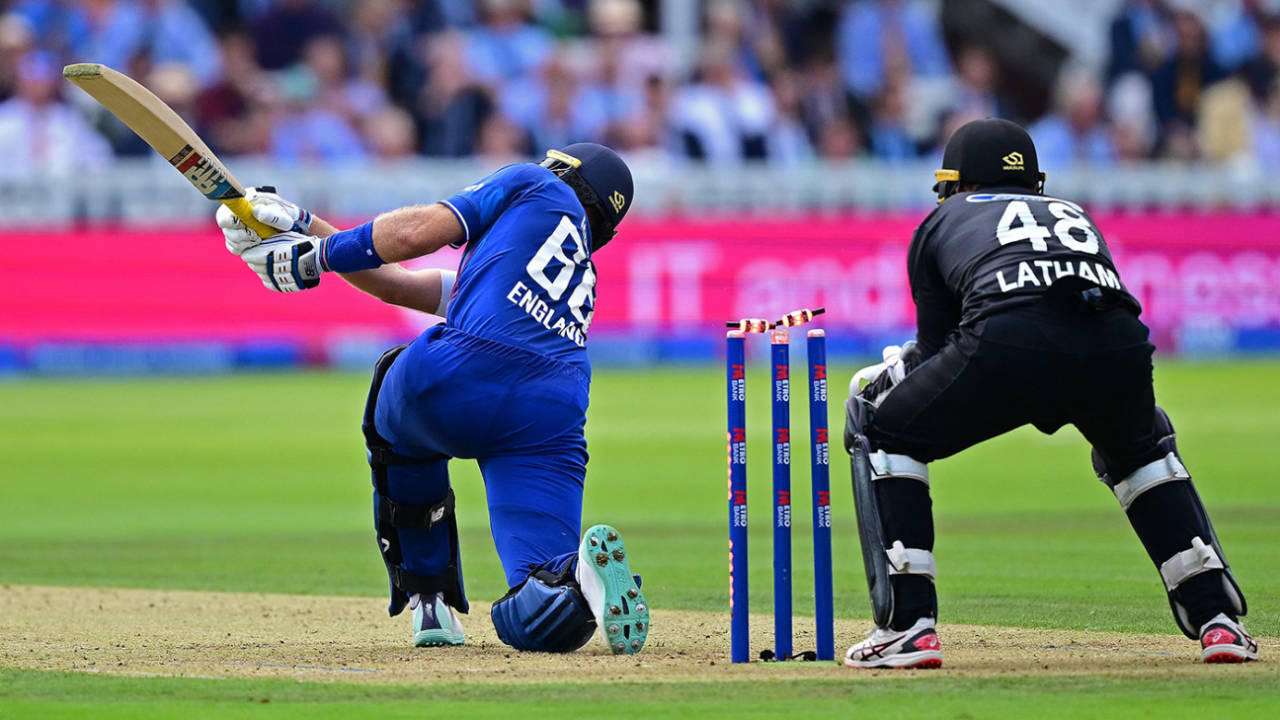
[907,187,1142,356]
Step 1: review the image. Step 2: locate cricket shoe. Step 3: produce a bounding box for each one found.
[1199,613,1258,663]
[576,524,649,655]
[410,592,465,647]
[844,617,942,669]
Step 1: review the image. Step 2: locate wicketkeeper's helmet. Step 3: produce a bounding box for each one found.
[933,118,1045,202]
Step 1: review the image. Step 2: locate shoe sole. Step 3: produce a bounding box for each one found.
[844,651,942,670]
[414,629,465,647]
[1203,647,1258,663]
[578,524,649,655]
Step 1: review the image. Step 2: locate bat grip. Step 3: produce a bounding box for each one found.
[220,196,278,239]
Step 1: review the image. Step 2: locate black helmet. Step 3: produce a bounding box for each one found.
[933,118,1045,201]
[540,142,633,251]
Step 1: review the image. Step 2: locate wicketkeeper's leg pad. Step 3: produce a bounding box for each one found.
[364,344,467,618]
[1093,406,1246,638]
[846,396,938,631]
[491,560,597,653]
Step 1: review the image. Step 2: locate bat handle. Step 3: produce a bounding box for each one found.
[220,196,279,239]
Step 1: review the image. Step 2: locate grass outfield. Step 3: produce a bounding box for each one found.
[1,360,1277,717]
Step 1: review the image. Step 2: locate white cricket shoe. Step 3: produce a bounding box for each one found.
[410,592,465,647]
[1200,613,1258,663]
[844,617,942,669]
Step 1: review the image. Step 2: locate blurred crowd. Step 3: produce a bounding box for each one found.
[1,0,1278,176]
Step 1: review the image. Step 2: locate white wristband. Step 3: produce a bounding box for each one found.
[435,270,457,317]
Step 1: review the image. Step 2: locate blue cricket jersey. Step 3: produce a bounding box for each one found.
[439,163,597,375]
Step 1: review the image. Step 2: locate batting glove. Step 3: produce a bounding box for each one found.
[217,186,313,256]
[240,231,323,293]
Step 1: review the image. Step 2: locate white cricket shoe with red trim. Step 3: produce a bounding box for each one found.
[844,617,942,669]
[1200,613,1258,664]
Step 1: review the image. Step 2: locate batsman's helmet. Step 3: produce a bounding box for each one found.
[540,142,633,251]
[933,118,1045,202]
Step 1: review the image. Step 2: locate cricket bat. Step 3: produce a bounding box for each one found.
[63,62,276,238]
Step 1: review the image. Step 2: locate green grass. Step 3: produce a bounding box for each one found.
[1,360,1278,716]
[4,669,1280,720]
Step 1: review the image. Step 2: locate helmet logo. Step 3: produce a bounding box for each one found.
[1002,152,1025,171]
[610,190,627,213]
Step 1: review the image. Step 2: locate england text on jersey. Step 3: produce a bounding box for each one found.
[506,280,588,347]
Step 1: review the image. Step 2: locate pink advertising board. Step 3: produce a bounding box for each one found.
[1,213,1277,354]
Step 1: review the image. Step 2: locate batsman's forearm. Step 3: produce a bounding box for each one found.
[370,204,465,263]
[315,203,461,275]
[339,265,447,315]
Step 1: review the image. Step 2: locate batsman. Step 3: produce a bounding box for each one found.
[842,118,1256,668]
[216,143,650,654]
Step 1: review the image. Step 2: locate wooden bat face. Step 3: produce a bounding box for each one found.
[64,62,275,238]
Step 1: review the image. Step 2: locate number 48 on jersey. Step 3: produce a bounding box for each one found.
[988,198,1123,293]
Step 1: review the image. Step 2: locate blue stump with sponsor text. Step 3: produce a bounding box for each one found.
[771,328,792,662]
[726,331,750,664]
[807,329,834,661]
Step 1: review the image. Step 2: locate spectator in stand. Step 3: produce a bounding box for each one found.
[670,38,777,163]
[148,62,201,125]
[1109,72,1159,161]
[1106,0,1173,87]
[0,51,111,177]
[0,13,36,102]
[1030,66,1117,170]
[347,0,412,93]
[365,105,419,161]
[612,72,669,155]
[416,30,495,157]
[575,33,645,147]
[950,45,1011,122]
[252,0,342,71]
[1243,16,1280,101]
[303,34,389,130]
[1210,0,1273,73]
[383,2,451,116]
[836,0,950,102]
[705,0,798,83]
[1253,78,1280,167]
[186,0,256,33]
[196,30,269,156]
[585,0,667,102]
[503,49,583,151]
[1151,8,1227,157]
[867,74,919,160]
[765,70,814,164]
[705,0,765,82]
[1197,76,1253,163]
[745,0,825,72]
[474,112,530,162]
[268,69,367,164]
[816,115,862,160]
[464,0,553,86]
[797,51,854,147]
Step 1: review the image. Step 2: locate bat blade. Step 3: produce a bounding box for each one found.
[63,62,276,238]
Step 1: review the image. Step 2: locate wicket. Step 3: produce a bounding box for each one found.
[725,309,834,663]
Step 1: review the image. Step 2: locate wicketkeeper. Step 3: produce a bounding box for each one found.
[843,118,1256,668]
[217,143,650,655]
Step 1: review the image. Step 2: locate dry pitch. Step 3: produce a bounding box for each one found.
[3,585,1273,685]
